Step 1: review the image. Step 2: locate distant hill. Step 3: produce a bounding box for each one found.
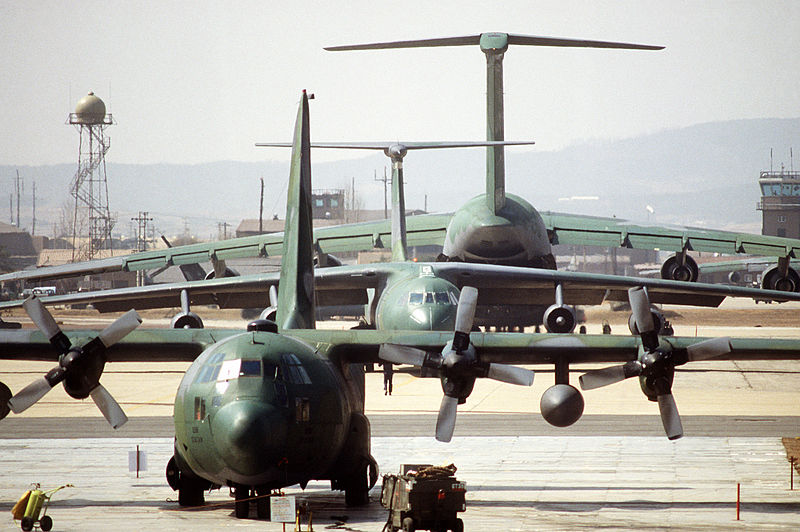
[3,118,797,239]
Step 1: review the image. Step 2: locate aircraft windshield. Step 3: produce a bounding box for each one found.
[279,353,312,385]
[409,291,455,305]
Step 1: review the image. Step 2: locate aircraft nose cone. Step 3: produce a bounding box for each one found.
[211,400,286,476]
[429,304,456,332]
[409,306,456,332]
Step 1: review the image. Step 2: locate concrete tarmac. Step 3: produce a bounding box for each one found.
[1,312,799,530]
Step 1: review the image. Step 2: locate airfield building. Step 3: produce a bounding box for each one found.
[758,166,800,238]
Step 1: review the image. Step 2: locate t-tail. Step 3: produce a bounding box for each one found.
[255,140,535,262]
[325,32,663,215]
[276,91,316,330]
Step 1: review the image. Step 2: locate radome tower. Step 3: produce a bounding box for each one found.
[68,91,115,261]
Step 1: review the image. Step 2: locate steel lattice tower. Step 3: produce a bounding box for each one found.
[68,91,115,261]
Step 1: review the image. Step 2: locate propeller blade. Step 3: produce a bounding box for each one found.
[97,310,142,347]
[454,286,478,335]
[23,296,62,340]
[435,395,459,443]
[628,287,654,334]
[487,363,534,386]
[686,337,732,361]
[269,285,279,308]
[657,393,683,440]
[90,384,128,429]
[579,361,642,390]
[379,344,428,367]
[8,377,54,414]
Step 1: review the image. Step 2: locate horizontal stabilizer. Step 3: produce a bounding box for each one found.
[325,33,663,52]
[325,35,481,51]
[256,141,535,151]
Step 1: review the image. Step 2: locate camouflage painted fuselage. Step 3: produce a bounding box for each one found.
[173,331,354,489]
[442,193,555,268]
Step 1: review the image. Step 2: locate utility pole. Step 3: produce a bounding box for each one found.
[14,170,22,228]
[374,167,389,219]
[31,180,36,235]
[218,222,230,240]
[259,177,264,234]
[131,211,153,286]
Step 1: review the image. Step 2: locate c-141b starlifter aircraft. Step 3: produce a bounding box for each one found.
[4,92,800,520]
[3,32,800,296]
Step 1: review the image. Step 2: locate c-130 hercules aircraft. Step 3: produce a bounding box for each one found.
[4,32,800,298]
[4,92,800,520]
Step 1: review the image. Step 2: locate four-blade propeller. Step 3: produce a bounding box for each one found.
[8,296,141,429]
[578,287,731,440]
[379,286,534,442]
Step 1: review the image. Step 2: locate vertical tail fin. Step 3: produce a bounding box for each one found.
[389,147,408,262]
[276,91,316,330]
[325,33,662,216]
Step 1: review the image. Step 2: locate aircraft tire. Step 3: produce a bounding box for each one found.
[234,489,249,519]
[0,381,11,420]
[177,474,205,507]
[344,467,369,506]
[402,516,416,532]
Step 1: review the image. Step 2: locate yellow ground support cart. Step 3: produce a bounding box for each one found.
[11,484,72,531]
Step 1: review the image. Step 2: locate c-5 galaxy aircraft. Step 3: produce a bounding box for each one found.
[5,93,800,520]
[4,33,800,296]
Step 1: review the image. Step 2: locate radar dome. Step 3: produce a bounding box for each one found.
[74,91,106,124]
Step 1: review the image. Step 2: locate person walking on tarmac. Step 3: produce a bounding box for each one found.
[382,362,394,395]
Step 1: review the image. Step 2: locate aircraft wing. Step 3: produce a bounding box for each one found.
[302,329,800,365]
[0,327,241,362]
[4,327,800,366]
[0,213,452,284]
[541,211,800,258]
[5,261,800,316]
[0,264,397,313]
[431,262,800,307]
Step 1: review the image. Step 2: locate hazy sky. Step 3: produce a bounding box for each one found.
[1,0,799,167]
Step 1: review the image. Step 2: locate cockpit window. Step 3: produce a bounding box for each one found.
[200,364,221,383]
[449,291,459,305]
[425,292,434,304]
[434,292,450,304]
[409,292,423,305]
[239,360,261,377]
[263,363,278,380]
[279,353,312,385]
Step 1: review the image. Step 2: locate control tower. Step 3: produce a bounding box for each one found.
[68,91,115,261]
[757,163,800,238]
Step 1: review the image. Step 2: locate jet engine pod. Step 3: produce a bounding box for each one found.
[314,252,342,268]
[259,306,278,322]
[761,265,800,293]
[543,304,576,333]
[204,267,239,280]
[660,254,698,282]
[171,311,204,329]
[540,384,584,427]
